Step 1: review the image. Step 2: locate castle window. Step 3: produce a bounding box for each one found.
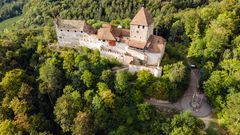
[143,26,145,29]
[136,30,139,33]
[60,29,63,31]
[138,25,140,28]
[67,30,69,32]
[81,31,83,33]
[74,30,77,32]
[103,40,106,42]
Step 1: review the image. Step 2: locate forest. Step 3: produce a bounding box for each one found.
[0,0,239,135]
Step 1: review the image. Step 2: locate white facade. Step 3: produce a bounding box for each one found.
[56,28,86,47]
[126,46,146,61]
[79,34,101,49]
[54,7,166,77]
[145,52,163,66]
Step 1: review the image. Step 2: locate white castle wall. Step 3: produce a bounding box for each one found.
[79,34,101,49]
[145,52,163,66]
[101,49,123,64]
[56,29,84,47]
[129,64,162,77]
[126,46,146,60]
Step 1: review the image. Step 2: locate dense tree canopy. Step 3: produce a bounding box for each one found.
[0,0,239,134]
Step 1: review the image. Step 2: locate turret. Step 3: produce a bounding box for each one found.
[130,7,154,42]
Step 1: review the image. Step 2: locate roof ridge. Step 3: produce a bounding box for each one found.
[130,7,153,26]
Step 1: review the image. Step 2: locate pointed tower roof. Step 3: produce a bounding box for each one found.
[130,7,153,26]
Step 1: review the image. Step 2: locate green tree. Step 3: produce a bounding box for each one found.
[54,91,83,132]
[220,93,240,134]
[39,58,63,94]
[72,112,95,135]
[162,61,186,83]
[0,120,22,135]
[170,126,194,135]
[97,82,115,108]
[137,103,152,121]
[81,70,95,88]
[0,69,29,97]
[171,112,204,134]
[28,113,50,133]
[136,70,155,90]
[100,69,113,85]
[114,71,129,94]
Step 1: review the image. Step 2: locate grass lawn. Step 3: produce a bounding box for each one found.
[0,16,22,31]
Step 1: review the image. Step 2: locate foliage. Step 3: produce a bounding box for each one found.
[54,90,83,132]
[203,59,240,111]
[220,93,240,134]
[0,120,22,135]
[170,112,205,134]
[0,0,239,134]
[72,112,95,135]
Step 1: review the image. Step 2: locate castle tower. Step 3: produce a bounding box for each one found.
[130,7,154,42]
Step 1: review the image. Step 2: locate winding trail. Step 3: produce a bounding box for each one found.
[146,69,213,128]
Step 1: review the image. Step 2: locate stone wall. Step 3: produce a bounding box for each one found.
[129,64,162,77]
[126,47,146,60]
[145,52,163,66]
[130,24,153,42]
[56,29,84,47]
[79,34,101,49]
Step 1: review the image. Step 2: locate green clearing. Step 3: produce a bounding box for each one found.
[0,16,22,31]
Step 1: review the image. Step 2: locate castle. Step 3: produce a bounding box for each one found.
[54,7,166,77]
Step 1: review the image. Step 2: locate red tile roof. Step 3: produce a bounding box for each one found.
[130,7,153,26]
[125,39,147,49]
[123,35,166,53]
[97,24,130,41]
[97,27,116,41]
[147,35,166,53]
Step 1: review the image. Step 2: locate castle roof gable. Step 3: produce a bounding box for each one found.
[130,7,153,26]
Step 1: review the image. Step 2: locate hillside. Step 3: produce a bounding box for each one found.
[0,0,239,134]
[0,0,27,22]
[0,16,22,31]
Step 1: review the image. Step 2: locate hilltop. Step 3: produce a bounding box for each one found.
[0,0,239,134]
